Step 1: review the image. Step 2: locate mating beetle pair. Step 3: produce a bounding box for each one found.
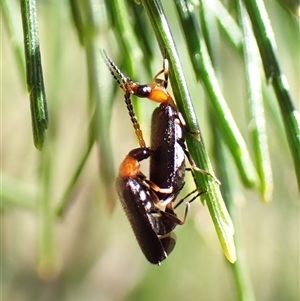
[102,50,219,264]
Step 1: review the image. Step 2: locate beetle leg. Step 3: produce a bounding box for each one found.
[185,150,221,185]
[164,189,207,225]
[153,52,169,88]
[145,179,173,194]
[178,140,221,185]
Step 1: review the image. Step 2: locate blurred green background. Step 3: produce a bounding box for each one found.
[2,0,299,300]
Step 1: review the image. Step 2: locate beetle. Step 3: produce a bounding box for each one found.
[116,146,205,264]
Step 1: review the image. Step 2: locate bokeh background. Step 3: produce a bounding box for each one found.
[2,0,299,300]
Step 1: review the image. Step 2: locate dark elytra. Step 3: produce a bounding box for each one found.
[116,148,178,265]
[150,103,186,201]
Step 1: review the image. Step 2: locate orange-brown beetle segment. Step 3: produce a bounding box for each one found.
[118,155,140,178]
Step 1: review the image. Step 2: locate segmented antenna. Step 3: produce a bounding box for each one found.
[101,49,127,92]
[101,50,146,148]
[124,92,146,148]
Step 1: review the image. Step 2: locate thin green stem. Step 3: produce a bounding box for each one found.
[2,0,26,88]
[202,0,243,53]
[55,142,94,217]
[243,0,300,190]
[87,4,117,212]
[105,0,143,75]
[68,0,85,46]
[238,0,273,202]
[141,0,236,263]
[211,116,256,301]
[20,0,48,150]
[37,144,57,280]
[174,0,259,188]
[1,173,36,210]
